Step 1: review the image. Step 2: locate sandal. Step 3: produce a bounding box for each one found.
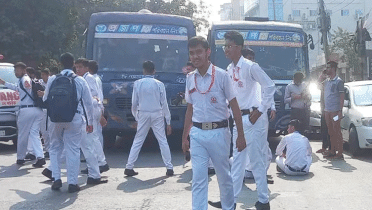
[316,148,326,153]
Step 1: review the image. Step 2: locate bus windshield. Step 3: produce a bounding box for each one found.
[93,23,189,73]
[213,30,307,80]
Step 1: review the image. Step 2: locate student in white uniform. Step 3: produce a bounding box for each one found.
[124,61,174,177]
[0,62,45,167]
[39,69,50,157]
[276,119,312,175]
[225,31,275,210]
[44,53,94,192]
[182,36,246,210]
[75,58,109,182]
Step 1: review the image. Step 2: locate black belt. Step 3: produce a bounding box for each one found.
[193,119,228,130]
[241,107,258,116]
[20,105,36,109]
[286,164,307,173]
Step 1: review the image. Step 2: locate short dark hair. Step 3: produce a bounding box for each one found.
[75,58,89,67]
[293,72,304,80]
[288,119,301,131]
[60,53,74,69]
[26,67,35,75]
[35,70,41,79]
[241,47,255,57]
[224,31,244,46]
[188,36,209,49]
[14,62,27,69]
[327,61,338,69]
[41,69,50,75]
[143,60,155,73]
[88,60,99,74]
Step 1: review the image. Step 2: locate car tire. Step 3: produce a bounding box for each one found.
[349,126,361,156]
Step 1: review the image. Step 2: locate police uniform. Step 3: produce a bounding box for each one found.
[82,72,107,178]
[43,69,94,185]
[227,56,275,204]
[185,64,236,210]
[125,75,173,170]
[5,74,44,162]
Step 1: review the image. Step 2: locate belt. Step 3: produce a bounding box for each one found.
[286,164,307,173]
[20,105,36,109]
[241,107,258,116]
[193,119,228,130]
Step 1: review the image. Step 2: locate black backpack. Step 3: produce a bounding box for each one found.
[47,72,80,123]
[19,78,46,108]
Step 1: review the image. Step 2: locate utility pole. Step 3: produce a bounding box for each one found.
[318,0,331,62]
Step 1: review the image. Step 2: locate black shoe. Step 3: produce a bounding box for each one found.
[208,201,222,209]
[68,184,80,193]
[99,164,110,173]
[16,159,25,165]
[247,201,270,210]
[25,153,36,161]
[51,179,62,191]
[208,167,215,175]
[32,158,46,168]
[166,169,174,176]
[44,152,49,159]
[86,177,108,185]
[185,150,191,162]
[42,168,54,181]
[124,169,138,177]
[81,168,88,174]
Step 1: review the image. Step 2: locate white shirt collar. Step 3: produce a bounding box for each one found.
[195,63,213,77]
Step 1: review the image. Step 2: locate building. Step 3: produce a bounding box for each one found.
[220,3,233,21]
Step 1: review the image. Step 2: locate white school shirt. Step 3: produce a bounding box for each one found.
[43,69,94,125]
[5,74,34,106]
[275,131,312,169]
[131,75,171,125]
[83,72,101,109]
[227,56,275,113]
[92,74,104,110]
[185,63,236,123]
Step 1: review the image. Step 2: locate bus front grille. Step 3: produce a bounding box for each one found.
[115,98,131,109]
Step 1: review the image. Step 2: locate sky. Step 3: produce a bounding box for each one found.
[192,0,230,23]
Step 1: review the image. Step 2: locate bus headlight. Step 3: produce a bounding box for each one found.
[103,98,109,105]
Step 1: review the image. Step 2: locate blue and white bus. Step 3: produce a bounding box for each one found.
[209,20,313,136]
[86,11,196,146]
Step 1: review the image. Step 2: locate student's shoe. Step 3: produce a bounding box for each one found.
[32,158,46,168]
[87,177,108,185]
[124,169,138,177]
[51,179,62,191]
[68,184,80,193]
[166,169,174,176]
[208,201,222,208]
[99,164,110,173]
[81,168,88,174]
[42,168,54,181]
[25,153,36,161]
[16,159,25,165]
[208,167,215,175]
[247,201,270,210]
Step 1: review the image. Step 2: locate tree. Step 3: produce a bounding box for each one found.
[330,27,361,80]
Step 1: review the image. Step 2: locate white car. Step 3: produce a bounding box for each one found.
[342,80,372,155]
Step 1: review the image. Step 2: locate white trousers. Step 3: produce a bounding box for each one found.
[245,146,272,172]
[231,113,270,204]
[17,107,44,160]
[126,111,172,169]
[40,109,50,152]
[92,108,106,166]
[275,156,311,176]
[49,114,83,184]
[81,124,101,179]
[190,126,235,210]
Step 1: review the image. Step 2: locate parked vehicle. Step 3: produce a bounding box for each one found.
[341,81,372,155]
[309,82,321,135]
[0,63,20,145]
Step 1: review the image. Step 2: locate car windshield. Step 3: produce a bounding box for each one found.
[353,84,372,106]
[0,65,17,88]
[93,39,188,73]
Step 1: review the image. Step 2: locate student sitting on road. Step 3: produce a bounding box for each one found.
[275,119,312,176]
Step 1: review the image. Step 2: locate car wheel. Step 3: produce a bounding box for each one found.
[349,126,361,156]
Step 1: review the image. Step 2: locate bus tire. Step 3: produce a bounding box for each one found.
[103,132,117,149]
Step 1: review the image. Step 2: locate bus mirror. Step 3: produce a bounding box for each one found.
[310,43,315,50]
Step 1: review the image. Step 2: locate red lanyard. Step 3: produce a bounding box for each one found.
[232,66,240,82]
[194,65,216,95]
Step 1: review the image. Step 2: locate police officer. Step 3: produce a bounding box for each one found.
[225,31,274,210]
[124,61,173,176]
[75,58,109,181]
[182,36,246,210]
[0,62,45,167]
[44,53,94,192]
